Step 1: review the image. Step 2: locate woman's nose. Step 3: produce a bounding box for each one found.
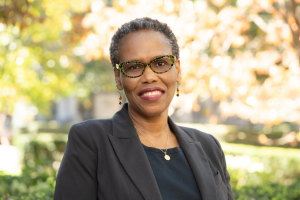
[141,64,157,83]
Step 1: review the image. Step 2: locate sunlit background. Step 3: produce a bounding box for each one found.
[1,0,300,199]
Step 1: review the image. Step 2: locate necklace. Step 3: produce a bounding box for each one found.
[134,126,170,161]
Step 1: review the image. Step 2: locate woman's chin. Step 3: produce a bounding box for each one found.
[128,96,171,118]
[139,104,169,118]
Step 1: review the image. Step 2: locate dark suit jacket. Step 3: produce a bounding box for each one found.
[54,104,234,200]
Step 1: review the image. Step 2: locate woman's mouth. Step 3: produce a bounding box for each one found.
[138,87,165,101]
[140,91,163,96]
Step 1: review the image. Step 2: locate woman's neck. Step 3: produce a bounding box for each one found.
[128,104,170,137]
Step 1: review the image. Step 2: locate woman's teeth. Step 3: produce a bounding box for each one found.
[141,91,162,96]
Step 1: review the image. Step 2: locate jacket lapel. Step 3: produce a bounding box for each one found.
[168,118,218,200]
[107,104,163,200]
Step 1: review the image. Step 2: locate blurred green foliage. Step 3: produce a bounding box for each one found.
[222,142,300,188]
[232,181,300,200]
[0,133,64,199]
[0,171,55,200]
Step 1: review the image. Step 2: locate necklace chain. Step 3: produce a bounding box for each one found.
[134,126,169,157]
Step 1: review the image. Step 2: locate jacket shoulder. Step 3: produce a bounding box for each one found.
[179,125,222,154]
[66,119,113,152]
[69,118,113,138]
[75,118,112,130]
[179,126,219,144]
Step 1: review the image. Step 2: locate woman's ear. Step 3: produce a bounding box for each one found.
[175,60,182,82]
[114,68,123,90]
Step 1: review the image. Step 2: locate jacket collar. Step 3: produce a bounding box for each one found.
[111,103,139,138]
[108,103,217,200]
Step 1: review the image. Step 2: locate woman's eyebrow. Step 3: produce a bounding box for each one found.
[126,59,142,62]
[124,55,165,63]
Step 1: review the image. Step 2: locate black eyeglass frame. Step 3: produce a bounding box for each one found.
[115,55,176,78]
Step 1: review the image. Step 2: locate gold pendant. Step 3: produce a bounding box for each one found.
[164,154,170,160]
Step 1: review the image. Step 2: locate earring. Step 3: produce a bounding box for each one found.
[118,91,122,105]
[176,82,180,97]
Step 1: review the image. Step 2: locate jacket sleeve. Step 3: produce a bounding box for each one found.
[54,123,98,200]
[210,135,234,200]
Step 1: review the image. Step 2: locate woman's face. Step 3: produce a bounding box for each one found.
[114,30,181,117]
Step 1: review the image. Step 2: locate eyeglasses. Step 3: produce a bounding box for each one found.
[116,55,175,78]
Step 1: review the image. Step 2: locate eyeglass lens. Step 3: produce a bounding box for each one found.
[122,57,173,77]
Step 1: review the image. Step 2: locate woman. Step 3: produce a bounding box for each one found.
[54,17,234,200]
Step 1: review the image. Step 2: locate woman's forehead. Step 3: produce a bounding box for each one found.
[121,30,169,44]
[119,30,172,62]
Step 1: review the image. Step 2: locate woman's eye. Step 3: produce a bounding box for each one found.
[156,61,166,67]
[128,65,141,70]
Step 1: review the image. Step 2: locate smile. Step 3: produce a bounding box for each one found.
[140,91,163,96]
[138,87,165,101]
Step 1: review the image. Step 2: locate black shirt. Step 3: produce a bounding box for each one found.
[143,144,203,200]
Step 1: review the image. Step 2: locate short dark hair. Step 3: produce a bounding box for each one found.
[109,17,179,68]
